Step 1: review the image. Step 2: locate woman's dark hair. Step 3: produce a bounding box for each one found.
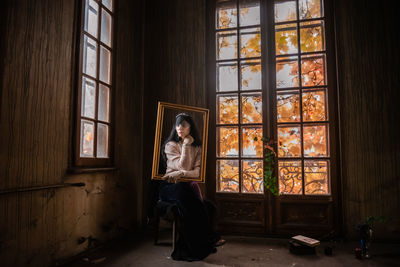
[160,113,202,172]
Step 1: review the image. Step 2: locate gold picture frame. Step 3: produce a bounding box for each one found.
[151,102,209,183]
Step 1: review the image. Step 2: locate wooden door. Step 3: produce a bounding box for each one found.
[206,0,341,237]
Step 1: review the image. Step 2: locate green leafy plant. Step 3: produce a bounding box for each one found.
[254,136,279,196]
[365,216,387,227]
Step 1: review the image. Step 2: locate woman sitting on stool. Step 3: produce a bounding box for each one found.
[160,112,225,261]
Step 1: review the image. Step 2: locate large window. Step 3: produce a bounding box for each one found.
[75,0,114,166]
[216,0,263,193]
[274,0,329,195]
[215,0,331,195]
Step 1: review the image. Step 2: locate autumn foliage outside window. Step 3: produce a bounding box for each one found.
[215,0,330,195]
[274,0,330,195]
[216,0,263,194]
[75,0,114,166]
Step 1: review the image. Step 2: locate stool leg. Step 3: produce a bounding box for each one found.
[172,219,176,251]
[154,207,160,245]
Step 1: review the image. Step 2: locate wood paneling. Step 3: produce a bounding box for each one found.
[142,0,207,218]
[113,0,145,226]
[334,0,400,239]
[0,0,145,266]
[0,0,74,189]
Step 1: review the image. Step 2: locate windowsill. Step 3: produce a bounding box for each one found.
[67,167,118,174]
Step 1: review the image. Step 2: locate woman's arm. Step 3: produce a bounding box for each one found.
[165,142,194,171]
[181,147,201,178]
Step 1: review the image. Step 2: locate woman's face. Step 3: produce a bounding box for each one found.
[176,120,191,139]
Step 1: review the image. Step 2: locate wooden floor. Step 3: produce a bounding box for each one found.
[63,230,400,267]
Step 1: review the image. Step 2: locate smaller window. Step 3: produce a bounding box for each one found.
[75,0,114,166]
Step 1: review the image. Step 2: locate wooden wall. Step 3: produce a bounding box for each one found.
[142,0,207,217]
[0,0,145,266]
[334,0,400,239]
[1,1,399,266]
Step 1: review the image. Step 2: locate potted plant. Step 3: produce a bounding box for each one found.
[356,216,387,259]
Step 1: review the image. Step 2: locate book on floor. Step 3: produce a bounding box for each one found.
[291,235,320,247]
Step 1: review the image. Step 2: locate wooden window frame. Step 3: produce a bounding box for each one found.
[214,0,264,194]
[207,0,341,235]
[74,0,116,167]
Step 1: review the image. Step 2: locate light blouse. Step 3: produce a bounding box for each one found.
[164,141,201,178]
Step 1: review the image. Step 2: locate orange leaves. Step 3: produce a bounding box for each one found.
[299,0,322,20]
[218,127,239,157]
[300,21,324,53]
[303,125,327,157]
[277,93,300,122]
[278,126,301,157]
[278,160,302,194]
[219,10,231,29]
[275,25,298,55]
[218,96,238,124]
[218,8,237,29]
[304,160,328,194]
[242,128,263,157]
[241,95,262,123]
[242,160,263,193]
[302,90,326,121]
[218,160,239,192]
[241,32,261,58]
[301,55,325,86]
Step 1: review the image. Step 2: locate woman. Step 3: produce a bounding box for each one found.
[159,113,224,261]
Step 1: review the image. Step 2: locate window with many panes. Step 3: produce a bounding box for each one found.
[75,0,114,166]
[216,0,263,194]
[215,0,331,195]
[274,0,329,195]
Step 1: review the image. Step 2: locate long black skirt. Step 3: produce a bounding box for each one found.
[159,182,220,261]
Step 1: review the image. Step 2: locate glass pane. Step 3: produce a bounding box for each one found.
[240,27,261,58]
[278,160,302,194]
[301,54,325,87]
[98,84,110,122]
[275,23,298,55]
[274,0,296,23]
[242,127,263,157]
[101,8,112,47]
[217,127,239,157]
[239,0,260,26]
[276,56,299,88]
[217,62,238,91]
[217,95,238,124]
[83,35,97,78]
[303,124,328,157]
[81,77,96,119]
[241,60,261,90]
[304,160,329,195]
[217,30,237,60]
[217,160,239,192]
[302,89,327,121]
[277,91,300,122]
[97,123,109,158]
[84,0,98,38]
[99,46,111,84]
[242,160,263,193]
[241,94,262,123]
[299,0,322,20]
[216,1,237,29]
[102,0,113,11]
[278,126,301,157]
[80,120,94,157]
[300,20,324,53]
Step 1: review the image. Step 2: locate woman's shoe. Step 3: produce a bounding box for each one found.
[215,239,226,247]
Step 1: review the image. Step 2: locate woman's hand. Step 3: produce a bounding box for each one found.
[183,135,194,145]
[162,170,184,183]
